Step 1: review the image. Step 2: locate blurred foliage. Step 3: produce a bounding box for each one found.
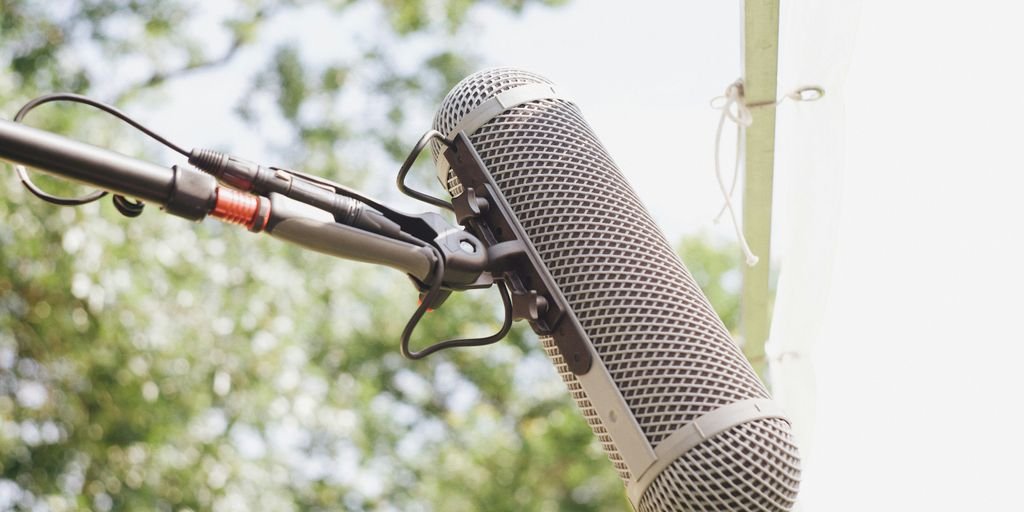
[0,1,735,511]
[676,234,743,334]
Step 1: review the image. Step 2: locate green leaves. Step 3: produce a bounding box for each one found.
[272,45,309,122]
[381,0,428,34]
[320,66,349,93]
[677,233,745,333]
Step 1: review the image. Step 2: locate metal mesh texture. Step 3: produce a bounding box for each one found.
[637,417,801,512]
[541,335,632,481]
[432,68,800,511]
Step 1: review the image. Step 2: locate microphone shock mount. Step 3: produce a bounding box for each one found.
[398,130,593,374]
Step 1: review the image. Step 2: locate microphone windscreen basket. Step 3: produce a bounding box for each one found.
[432,68,800,511]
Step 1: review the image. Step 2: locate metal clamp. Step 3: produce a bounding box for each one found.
[443,131,593,375]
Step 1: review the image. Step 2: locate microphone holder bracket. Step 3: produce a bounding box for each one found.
[442,132,593,375]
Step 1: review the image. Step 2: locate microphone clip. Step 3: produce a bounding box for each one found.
[395,130,592,373]
[432,132,594,375]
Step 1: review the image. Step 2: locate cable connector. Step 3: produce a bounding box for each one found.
[210,187,270,232]
[189,148,261,192]
[189,148,403,239]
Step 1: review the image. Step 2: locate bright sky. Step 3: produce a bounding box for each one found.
[146,0,743,244]
[143,1,1024,510]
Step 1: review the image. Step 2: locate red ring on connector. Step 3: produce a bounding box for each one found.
[210,186,259,229]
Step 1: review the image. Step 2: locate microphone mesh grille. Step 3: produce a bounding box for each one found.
[433,68,800,511]
[638,417,800,511]
[541,335,632,482]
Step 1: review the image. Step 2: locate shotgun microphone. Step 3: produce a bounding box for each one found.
[431,69,801,511]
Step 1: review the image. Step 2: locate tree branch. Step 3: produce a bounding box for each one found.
[111,35,245,104]
[110,5,276,104]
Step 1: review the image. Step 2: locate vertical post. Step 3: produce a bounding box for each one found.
[741,0,780,380]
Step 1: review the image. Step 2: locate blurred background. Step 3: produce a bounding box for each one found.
[0,1,745,510]
[2,0,1023,511]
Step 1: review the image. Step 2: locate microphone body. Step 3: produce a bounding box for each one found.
[431,69,800,511]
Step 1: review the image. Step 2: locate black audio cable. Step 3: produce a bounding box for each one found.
[10,93,187,217]
[10,93,411,242]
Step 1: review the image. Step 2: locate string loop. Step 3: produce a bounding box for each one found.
[711,80,824,267]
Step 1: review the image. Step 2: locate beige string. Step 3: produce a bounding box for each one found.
[711,80,824,266]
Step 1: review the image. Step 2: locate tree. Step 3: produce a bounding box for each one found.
[0,1,644,511]
[676,233,743,334]
[0,2,742,511]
